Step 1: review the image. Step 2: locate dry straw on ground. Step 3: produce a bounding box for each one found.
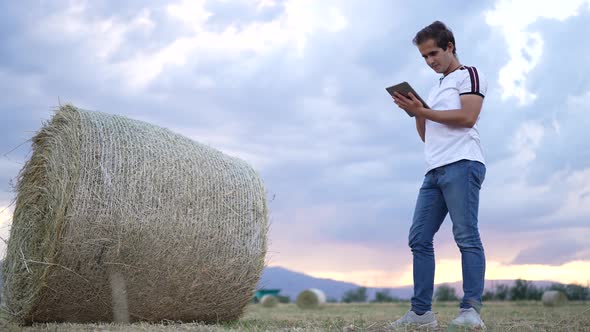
[296,289,326,310]
[542,290,568,307]
[1,105,268,324]
[259,295,279,308]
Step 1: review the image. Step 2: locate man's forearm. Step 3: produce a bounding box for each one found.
[415,116,425,142]
[418,108,475,128]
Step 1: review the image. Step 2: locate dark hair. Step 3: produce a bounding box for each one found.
[413,21,456,55]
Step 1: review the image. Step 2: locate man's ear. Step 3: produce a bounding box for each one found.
[447,41,454,53]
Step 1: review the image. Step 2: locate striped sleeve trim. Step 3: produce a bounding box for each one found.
[465,66,481,95]
[460,92,485,98]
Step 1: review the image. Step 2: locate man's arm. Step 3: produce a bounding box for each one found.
[394,92,484,128]
[418,94,484,128]
[415,116,425,142]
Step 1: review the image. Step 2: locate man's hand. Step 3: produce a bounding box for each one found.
[392,92,424,117]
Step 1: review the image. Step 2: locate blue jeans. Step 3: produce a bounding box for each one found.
[409,159,486,314]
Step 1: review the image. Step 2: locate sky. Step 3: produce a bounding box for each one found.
[1,0,590,288]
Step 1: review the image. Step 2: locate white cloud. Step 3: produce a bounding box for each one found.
[256,0,278,10]
[121,0,349,88]
[509,121,545,165]
[36,3,154,61]
[0,203,13,259]
[482,162,590,235]
[283,0,349,54]
[541,168,590,223]
[33,0,349,90]
[486,121,546,181]
[552,118,561,135]
[166,0,211,32]
[567,89,590,113]
[486,0,590,106]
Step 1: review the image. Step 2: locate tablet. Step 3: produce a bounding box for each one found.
[385,81,430,117]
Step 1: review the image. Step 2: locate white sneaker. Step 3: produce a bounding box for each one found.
[388,310,438,329]
[450,308,485,329]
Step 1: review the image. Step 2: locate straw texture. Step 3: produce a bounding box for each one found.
[542,290,568,307]
[296,289,326,309]
[2,105,268,324]
[259,295,278,308]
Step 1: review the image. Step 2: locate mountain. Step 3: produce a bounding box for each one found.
[257,266,559,302]
[258,266,414,301]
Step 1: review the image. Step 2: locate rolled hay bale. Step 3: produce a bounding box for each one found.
[1,105,268,324]
[259,295,279,308]
[542,290,568,307]
[296,288,326,309]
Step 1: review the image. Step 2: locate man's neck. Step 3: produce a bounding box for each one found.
[443,59,461,77]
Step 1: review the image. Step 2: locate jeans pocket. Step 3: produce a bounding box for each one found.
[469,161,486,186]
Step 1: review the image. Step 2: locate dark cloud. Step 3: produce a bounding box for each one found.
[523,10,590,181]
[511,239,585,266]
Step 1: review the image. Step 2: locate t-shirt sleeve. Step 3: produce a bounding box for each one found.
[458,67,486,98]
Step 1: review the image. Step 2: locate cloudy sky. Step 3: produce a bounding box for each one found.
[1,0,590,288]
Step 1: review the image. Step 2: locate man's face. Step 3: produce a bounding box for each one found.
[418,38,454,74]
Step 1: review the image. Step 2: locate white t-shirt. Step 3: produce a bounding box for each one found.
[424,65,487,172]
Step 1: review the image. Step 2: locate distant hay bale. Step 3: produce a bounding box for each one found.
[260,295,279,308]
[1,105,268,324]
[296,288,326,309]
[542,290,568,307]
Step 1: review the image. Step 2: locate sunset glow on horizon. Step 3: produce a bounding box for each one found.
[277,259,590,288]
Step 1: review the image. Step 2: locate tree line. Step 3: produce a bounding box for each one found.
[480,279,589,301]
[337,279,590,303]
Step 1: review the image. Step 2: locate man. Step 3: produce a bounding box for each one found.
[389,21,487,329]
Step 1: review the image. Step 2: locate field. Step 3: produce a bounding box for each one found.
[1,301,589,331]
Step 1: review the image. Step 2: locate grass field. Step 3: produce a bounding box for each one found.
[1,301,589,331]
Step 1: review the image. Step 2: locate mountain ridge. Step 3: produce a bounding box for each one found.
[258,266,559,301]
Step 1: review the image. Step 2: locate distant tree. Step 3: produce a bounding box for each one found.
[434,284,458,301]
[342,287,368,303]
[373,289,395,303]
[528,285,543,300]
[326,297,339,303]
[548,282,568,301]
[482,290,495,301]
[563,283,589,301]
[495,284,510,300]
[510,279,527,300]
[548,283,567,293]
[510,279,542,300]
[547,283,590,301]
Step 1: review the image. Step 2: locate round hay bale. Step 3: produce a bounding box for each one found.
[296,288,326,309]
[259,294,279,308]
[2,105,268,324]
[542,290,568,307]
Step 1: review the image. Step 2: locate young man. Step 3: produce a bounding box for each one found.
[389,21,487,329]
